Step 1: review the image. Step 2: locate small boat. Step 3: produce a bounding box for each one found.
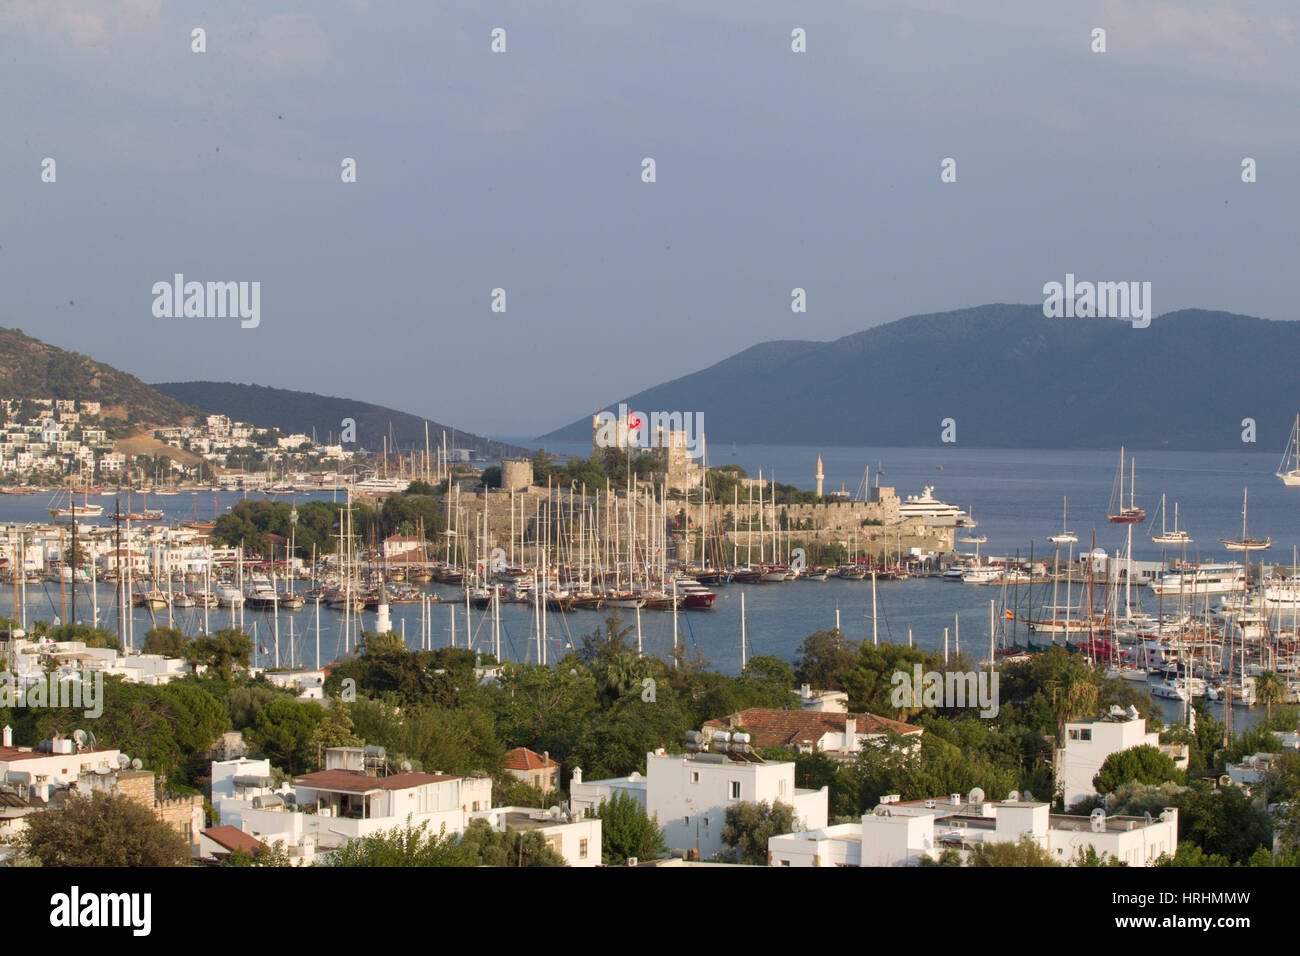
[1277,413,1300,486]
[675,580,717,609]
[1151,680,1190,702]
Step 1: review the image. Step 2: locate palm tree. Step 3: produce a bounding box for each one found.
[1256,671,1286,726]
[1049,670,1099,747]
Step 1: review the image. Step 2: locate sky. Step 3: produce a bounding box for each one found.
[3,1,1298,438]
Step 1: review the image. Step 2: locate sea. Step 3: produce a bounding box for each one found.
[6,444,1293,728]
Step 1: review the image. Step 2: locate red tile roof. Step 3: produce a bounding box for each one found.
[293,770,458,793]
[702,709,922,750]
[202,825,265,855]
[503,747,559,771]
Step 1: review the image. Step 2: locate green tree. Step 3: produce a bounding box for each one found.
[143,625,189,657]
[586,791,667,865]
[188,628,253,681]
[968,836,1059,867]
[245,699,324,773]
[1256,671,1286,726]
[1093,744,1183,795]
[19,791,191,866]
[458,818,567,867]
[221,840,294,867]
[720,800,795,865]
[794,629,860,692]
[321,820,472,867]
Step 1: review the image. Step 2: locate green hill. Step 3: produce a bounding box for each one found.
[540,305,1300,451]
[151,381,531,459]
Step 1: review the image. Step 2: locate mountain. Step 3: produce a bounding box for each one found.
[0,326,195,429]
[151,381,531,460]
[539,304,1300,451]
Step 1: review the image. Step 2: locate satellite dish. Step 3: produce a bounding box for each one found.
[116,754,129,768]
[73,729,87,746]
[401,761,412,772]
[1022,789,1033,802]
[1006,790,1020,802]
[87,730,97,749]
[131,758,143,770]
[967,787,985,804]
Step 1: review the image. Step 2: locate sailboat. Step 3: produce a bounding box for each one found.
[1277,414,1300,486]
[1106,447,1146,523]
[1218,487,1269,552]
[1048,497,1077,545]
[1150,494,1192,545]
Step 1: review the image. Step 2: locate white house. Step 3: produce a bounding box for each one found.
[471,806,601,867]
[769,792,1178,867]
[572,745,829,862]
[1058,707,1183,808]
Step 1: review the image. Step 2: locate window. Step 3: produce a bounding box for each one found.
[579,839,589,859]
[691,771,699,784]
[684,816,690,825]
[729,781,741,800]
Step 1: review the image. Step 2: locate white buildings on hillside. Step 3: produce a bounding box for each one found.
[211,748,495,862]
[1057,707,1188,809]
[571,743,829,862]
[768,791,1179,867]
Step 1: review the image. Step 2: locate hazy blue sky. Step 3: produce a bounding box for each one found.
[4,1,1297,438]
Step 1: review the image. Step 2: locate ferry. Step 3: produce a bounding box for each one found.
[897,486,976,528]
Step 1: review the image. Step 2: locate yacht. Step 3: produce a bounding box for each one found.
[897,487,976,528]
[1149,563,1245,598]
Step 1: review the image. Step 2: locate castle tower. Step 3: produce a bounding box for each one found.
[816,455,824,497]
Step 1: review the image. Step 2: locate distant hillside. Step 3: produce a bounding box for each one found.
[541,305,1300,451]
[0,326,194,430]
[152,381,531,460]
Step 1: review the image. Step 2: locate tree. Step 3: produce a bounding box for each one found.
[321,820,472,867]
[1256,671,1286,726]
[188,628,253,681]
[143,625,189,658]
[19,791,191,867]
[720,800,795,865]
[309,704,363,760]
[221,840,294,867]
[1093,744,1183,796]
[586,791,667,865]
[794,629,860,691]
[245,699,324,773]
[459,818,567,866]
[968,836,1059,867]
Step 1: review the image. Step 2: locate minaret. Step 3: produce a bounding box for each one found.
[816,455,824,497]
